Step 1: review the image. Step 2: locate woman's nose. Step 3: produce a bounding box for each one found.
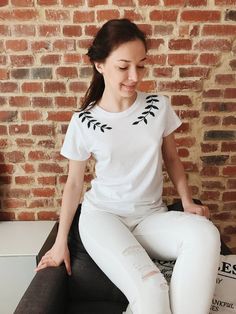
[128,68,138,82]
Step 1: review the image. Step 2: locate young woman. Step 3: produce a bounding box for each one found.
[36,19,221,314]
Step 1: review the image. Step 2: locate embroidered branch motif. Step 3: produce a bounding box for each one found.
[78,111,112,133]
[132,95,159,125]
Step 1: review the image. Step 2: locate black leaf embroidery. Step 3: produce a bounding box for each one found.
[78,111,112,132]
[132,95,159,125]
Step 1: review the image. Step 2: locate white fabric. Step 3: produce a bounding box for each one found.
[155,254,236,314]
[61,92,182,216]
[79,207,220,314]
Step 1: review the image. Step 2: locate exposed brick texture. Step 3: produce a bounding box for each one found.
[0,1,235,252]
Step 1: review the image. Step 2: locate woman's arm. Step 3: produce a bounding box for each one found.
[162,133,210,218]
[35,159,87,274]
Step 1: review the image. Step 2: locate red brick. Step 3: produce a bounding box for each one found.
[38,0,59,4]
[202,181,225,189]
[97,10,120,21]
[169,39,192,50]
[158,80,202,92]
[69,81,88,93]
[181,10,221,22]
[32,97,53,108]
[227,179,236,189]
[6,188,30,198]
[153,67,173,78]
[37,176,56,185]
[201,143,218,153]
[124,9,142,21]
[16,138,34,147]
[63,53,81,63]
[179,110,200,119]
[6,151,25,163]
[223,166,236,176]
[0,9,38,21]
[223,192,236,202]
[62,0,84,5]
[10,55,34,67]
[3,199,26,209]
[177,148,189,157]
[215,74,235,85]
[45,9,70,21]
[32,188,55,197]
[202,116,221,126]
[139,0,159,3]
[186,0,207,5]
[15,176,35,185]
[37,211,59,220]
[73,10,95,23]
[195,39,232,52]
[56,67,78,78]
[168,54,198,65]
[63,25,82,37]
[11,0,34,6]
[22,163,35,173]
[0,111,17,122]
[38,25,60,37]
[201,191,220,201]
[203,89,223,98]
[199,53,221,65]
[5,39,28,51]
[0,211,16,221]
[47,111,72,121]
[0,82,18,93]
[28,151,50,161]
[200,166,219,176]
[18,212,35,221]
[32,124,55,136]
[175,137,196,147]
[179,67,210,78]
[202,25,236,36]
[22,82,43,93]
[171,95,192,106]
[53,39,75,51]
[12,24,36,36]
[150,10,178,21]
[38,163,64,173]
[31,41,50,52]
[41,54,61,65]
[55,96,77,108]
[224,88,236,98]
[44,82,66,93]
[0,69,8,80]
[164,0,185,4]
[154,25,174,36]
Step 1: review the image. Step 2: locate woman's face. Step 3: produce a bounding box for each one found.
[95,39,147,99]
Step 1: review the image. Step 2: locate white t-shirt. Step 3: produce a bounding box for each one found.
[61,92,182,216]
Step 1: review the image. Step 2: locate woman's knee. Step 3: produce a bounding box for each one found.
[183,215,221,251]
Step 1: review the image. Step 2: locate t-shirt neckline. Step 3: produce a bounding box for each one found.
[92,92,141,119]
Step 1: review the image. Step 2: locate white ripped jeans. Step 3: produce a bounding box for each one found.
[79,206,221,314]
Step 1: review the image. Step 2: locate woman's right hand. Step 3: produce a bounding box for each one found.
[35,242,72,276]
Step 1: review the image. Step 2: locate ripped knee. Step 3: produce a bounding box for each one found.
[122,245,168,288]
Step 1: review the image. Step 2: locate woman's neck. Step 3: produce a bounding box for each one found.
[97,91,137,113]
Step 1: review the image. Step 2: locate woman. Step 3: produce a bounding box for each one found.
[36,19,220,314]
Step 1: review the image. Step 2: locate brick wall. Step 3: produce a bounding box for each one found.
[0,0,235,252]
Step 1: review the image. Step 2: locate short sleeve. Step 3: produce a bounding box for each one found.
[60,113,91,161]
[163,97,182,137]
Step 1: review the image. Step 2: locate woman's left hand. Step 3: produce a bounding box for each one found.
[183,202,210,219]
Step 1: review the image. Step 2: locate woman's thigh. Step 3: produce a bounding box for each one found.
[132,210,219,260]
[79,208,162,302]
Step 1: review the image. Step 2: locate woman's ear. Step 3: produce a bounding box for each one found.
[94,62,103,74]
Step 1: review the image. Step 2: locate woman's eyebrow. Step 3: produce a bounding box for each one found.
[118,57,147,62]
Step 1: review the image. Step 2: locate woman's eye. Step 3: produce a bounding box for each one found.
[137,65,145,69]
[119,67,128,71]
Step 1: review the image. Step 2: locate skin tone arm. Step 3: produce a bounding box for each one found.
[35,159,87,275]
[162,133,210,218]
